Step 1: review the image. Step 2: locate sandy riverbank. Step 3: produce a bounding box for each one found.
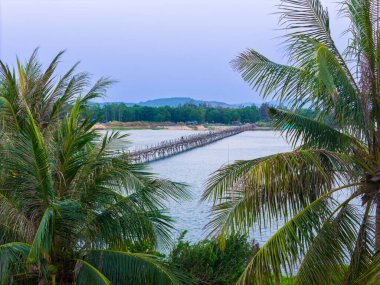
[93,121,245,131]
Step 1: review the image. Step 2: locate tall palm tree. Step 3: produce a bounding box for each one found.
[203,1,380,284]
[0,51,189,284]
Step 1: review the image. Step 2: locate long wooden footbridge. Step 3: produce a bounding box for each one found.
[124,124,253,163]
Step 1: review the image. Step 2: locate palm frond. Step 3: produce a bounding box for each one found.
[232,49,315,108]
[27,207,54,263]
[203,149,355,235]
[0,60,19,104]
[0,95,20,131]
[278,0,358,91]
[236,185,360,284]
[47,71,89,127]
[75,259,111,285]
[17,100,54,200]
[0,242,30,285]
[85,250,190,285]
[278,0,330,44]
[313,40,367,134]
[285,35,368,136]
[343,201,375,284]
[295,201,365,285]
[0,193,35,243]
[237,192,334,284]
[341,0,376,76]
[81,77,114,104]
[79,193,166,250]
[354,252,380,285]
[54,199,85,245]
[268,108,359,152]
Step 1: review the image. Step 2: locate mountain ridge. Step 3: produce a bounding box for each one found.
[94,97,261,108]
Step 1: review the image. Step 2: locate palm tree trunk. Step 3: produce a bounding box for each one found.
[377,189,380,251]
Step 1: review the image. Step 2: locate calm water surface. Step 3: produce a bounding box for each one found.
[107,129,292,245]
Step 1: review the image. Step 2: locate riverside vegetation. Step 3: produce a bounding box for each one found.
[203,0,380,284]
[85,100,325,127]
[167,232,260,285]
[85,103,270,125]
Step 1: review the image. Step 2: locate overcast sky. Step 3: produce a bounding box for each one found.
[1,0,346,104]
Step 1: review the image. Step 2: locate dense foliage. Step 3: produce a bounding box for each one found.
[85,103,271,124]
[204,0,380,284]
[168,232,259,285]
[0,51,190,284]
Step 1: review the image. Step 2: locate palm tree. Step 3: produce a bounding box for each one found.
[203,1,380,284]
[0,51,189,284]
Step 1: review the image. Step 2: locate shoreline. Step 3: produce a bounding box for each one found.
[93,121,272,131]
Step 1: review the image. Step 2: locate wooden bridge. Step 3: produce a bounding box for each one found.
[125,124,253,163]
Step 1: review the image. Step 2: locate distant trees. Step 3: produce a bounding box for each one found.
[258,103,270,121]
[85,103,263,124]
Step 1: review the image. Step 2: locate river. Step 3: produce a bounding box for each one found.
[102,129,291,246]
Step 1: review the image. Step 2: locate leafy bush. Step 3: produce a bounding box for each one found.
[168,231,259,285]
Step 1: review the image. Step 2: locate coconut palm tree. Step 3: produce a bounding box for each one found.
[0,51,189,284]
[203,1,380,284]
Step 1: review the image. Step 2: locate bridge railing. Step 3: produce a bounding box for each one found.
[123,124,253,163]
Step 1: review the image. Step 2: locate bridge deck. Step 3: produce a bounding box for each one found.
[125,124,253,163]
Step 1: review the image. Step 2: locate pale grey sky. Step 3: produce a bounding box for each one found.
[1,0,346,103]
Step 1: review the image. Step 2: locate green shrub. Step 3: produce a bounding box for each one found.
[168,231,259,285]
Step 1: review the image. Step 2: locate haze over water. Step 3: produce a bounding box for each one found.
[117,130,291,244]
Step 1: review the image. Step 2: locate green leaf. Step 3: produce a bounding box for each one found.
[86,250,190,285]
[295,202,364,285]
[232,49,314,108]
[27,207,54,263]
[278,0,332,46]
[342,201,375,284]
[75,259,111,285]
[203,149,355,235]
[0,242,30,285]
[269,108,357,152]
[236,193,335,284]
[236,185,361,284]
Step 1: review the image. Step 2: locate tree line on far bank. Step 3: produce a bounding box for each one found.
[85,103,272,124]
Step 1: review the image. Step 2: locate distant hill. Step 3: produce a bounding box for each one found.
[137,97,237,108]
[92,97,259,108]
